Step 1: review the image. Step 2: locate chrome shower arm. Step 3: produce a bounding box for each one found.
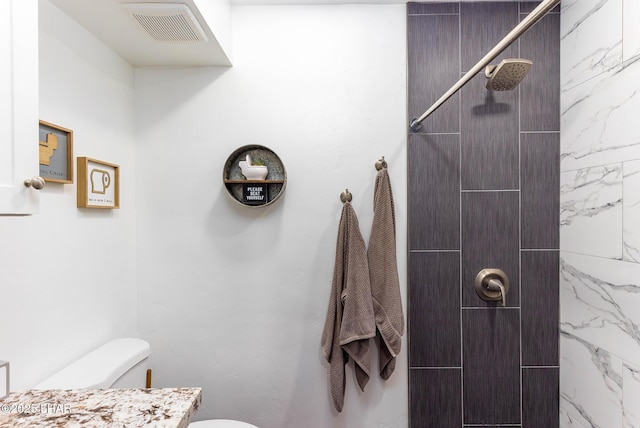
[409,0,561,133]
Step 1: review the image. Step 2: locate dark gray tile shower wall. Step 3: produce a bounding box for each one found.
[462,309,521,424]
[407,13,460,133]
[408,134,460,250]
[407,3,560,427]
[460,75,519,190]
[409,251,460,367]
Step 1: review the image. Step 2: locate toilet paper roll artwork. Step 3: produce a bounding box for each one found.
[90,169,111,194]
[77,157,120,209]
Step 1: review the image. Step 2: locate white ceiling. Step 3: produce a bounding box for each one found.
[47,0,521,67]
[230,0,516,3]
[229,0,407,4]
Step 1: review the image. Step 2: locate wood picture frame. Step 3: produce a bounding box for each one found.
[39,120,73,184]
[76,157,120,209]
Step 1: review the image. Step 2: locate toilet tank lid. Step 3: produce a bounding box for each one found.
[34,338,150,390]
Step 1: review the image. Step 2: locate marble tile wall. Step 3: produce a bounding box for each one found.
[623,0,640,61]
[560,0,640,425]
[560,0,623,90]
[407,3,559,426]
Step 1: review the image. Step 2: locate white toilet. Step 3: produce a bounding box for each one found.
[34,338,258,428]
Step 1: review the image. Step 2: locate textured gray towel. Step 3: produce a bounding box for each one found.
[368,168,404,380]
[321,201,376,412]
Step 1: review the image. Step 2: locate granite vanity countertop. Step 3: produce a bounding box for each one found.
[0,387,201,427]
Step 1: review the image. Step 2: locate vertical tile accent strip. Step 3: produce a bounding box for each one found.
[463,309,521,424]
[407,3,459,15]
[407,13,460,133]
[407,2,559,426]
[408,134,460,250]
[522,368,559,428]
[519,2,560,14]
[409,368,462,427]
[409,252,461,367]
[519,11,560,131]
[460,75,519,190]
[521,132,560,249]
[461,191,520,307]
[521,250,559,366]
[460,3,519,72]
[463,425,521,428]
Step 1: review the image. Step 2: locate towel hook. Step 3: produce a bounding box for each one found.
[340,189,352,203]
[375,156,387,171]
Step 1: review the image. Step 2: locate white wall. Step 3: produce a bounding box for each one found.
[560,0,640,425]
[135,5,408,427]
[0,0,138,390]
[195,0,233,61]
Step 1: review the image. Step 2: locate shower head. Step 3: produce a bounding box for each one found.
[484,58,533,91]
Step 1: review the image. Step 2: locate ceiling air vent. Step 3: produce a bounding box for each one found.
[122,3,208,43]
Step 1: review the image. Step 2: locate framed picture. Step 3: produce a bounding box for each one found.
[77,157,120,209]
[39,120,73,184]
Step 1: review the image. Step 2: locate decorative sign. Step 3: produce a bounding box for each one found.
[38,120,73,184]
[223,144,287,208]
[243,183,268,206]
[77,157,120,209]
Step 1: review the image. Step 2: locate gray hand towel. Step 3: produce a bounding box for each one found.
[368,168,404,380]
[321,201,376,412]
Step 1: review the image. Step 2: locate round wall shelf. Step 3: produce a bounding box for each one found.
[223,145,287,207]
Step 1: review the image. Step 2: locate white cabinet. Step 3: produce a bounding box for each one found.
[0,0,41,215]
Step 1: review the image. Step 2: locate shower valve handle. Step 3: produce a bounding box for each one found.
[486,278,506,306]
[474,269,509,306]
